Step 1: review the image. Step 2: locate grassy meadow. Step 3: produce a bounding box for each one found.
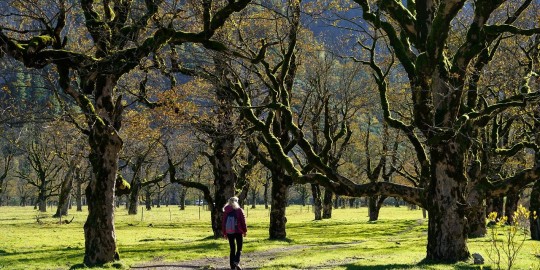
[0,204,539,269]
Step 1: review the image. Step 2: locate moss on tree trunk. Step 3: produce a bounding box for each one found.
[269,170,289,239]
[311,184,322,220]
[426,143,470,262]
[83,126,122,266]
[530,180,540,240]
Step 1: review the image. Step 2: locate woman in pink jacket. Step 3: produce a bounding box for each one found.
[222,196,247,270]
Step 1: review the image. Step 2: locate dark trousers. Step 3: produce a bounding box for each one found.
[227,233,243,269]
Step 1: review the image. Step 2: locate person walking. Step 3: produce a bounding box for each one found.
[222,196,247,270]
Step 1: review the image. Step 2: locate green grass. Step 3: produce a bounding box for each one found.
[0,205,539,269]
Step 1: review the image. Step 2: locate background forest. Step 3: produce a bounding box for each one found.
[0,0,540,268]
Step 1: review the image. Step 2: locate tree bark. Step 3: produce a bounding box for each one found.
[54,164,75,217]
[38,186,47,212]
[83,126,122,265]
[322,188,333,219]
[209,132,236,238]
[145,187,152,211]
[466,189,486,238]
[504,192,520,224]
[368,196,386,221]
[156,187,162,208]
[264,181,269,209]
[486,196,504,218]
[128,179,141,215]
[251,188,257,209]
[425,144,470,262]
[179,187,186,210]
[269,171,289,239]
[530,180,540,240]
[311,184,322,220]
[76,177,83,211]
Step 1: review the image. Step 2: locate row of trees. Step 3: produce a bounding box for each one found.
[1,0,539,266]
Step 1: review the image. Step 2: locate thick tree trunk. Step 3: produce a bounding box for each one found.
[54,165,75,217]
[322,188,333,219]
[156,189,161,208]
[530,179,540,240]
[486,195,504,218]
[238,182,250,208]
[76,179,83,211]
[251,188,257,209]
[368,196,386,221]
[208,76,237,238]
[368,196,379,221]
[426,144,470,262]
[145,188,151,211]
[311,184,322,220]
[264,182,269,209]
[128,180,141,215]
[179,188,186,210]
[466,205,486,238]
[466,190,486,238]
[505,192,520,224]
[210,136,236,238]
[269,171,289,239]
[20,196,27,207]
[311,184,323,219]
[38,188,47,212]
[83,128,122,266]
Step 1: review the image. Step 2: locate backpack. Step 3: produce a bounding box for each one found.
[225,210,238,234]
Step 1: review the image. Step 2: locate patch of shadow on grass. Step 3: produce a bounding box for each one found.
[70,261,128,269]
[417,259,487,270]
[199,235,218,241]
[70,263,86,269]
[339,260,488,270]
[342,264,414,269]
[139,238,179,242]
[0,249,7,254]
[267,237,294,243]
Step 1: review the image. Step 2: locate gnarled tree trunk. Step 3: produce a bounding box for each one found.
[264,180,270,209]
[466,189,486,238]
[144,187,152,211]
[322,189,333,219]
[37,177,48,212]
[531,180,540,240]
[269,170,289,239]
[76,179,83,212]
[426,143,469,262]
[486,196,504,218]
[311,184,322,220]
[368,196,386,222]
[505,192,520,224]
[84,126,122,265]
[179,187,186,210]
[54,162,76,217]
[128,179,141,215]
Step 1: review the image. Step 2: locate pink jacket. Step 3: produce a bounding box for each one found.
[222,205,247,236]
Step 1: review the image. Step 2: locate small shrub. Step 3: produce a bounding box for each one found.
[485,205,533,270]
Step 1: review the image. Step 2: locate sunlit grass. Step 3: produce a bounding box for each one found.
[1,205,539,269]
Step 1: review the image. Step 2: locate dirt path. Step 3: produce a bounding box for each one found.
[132,219,426,270]
[131,243,369,270]
[131,245,314,270]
